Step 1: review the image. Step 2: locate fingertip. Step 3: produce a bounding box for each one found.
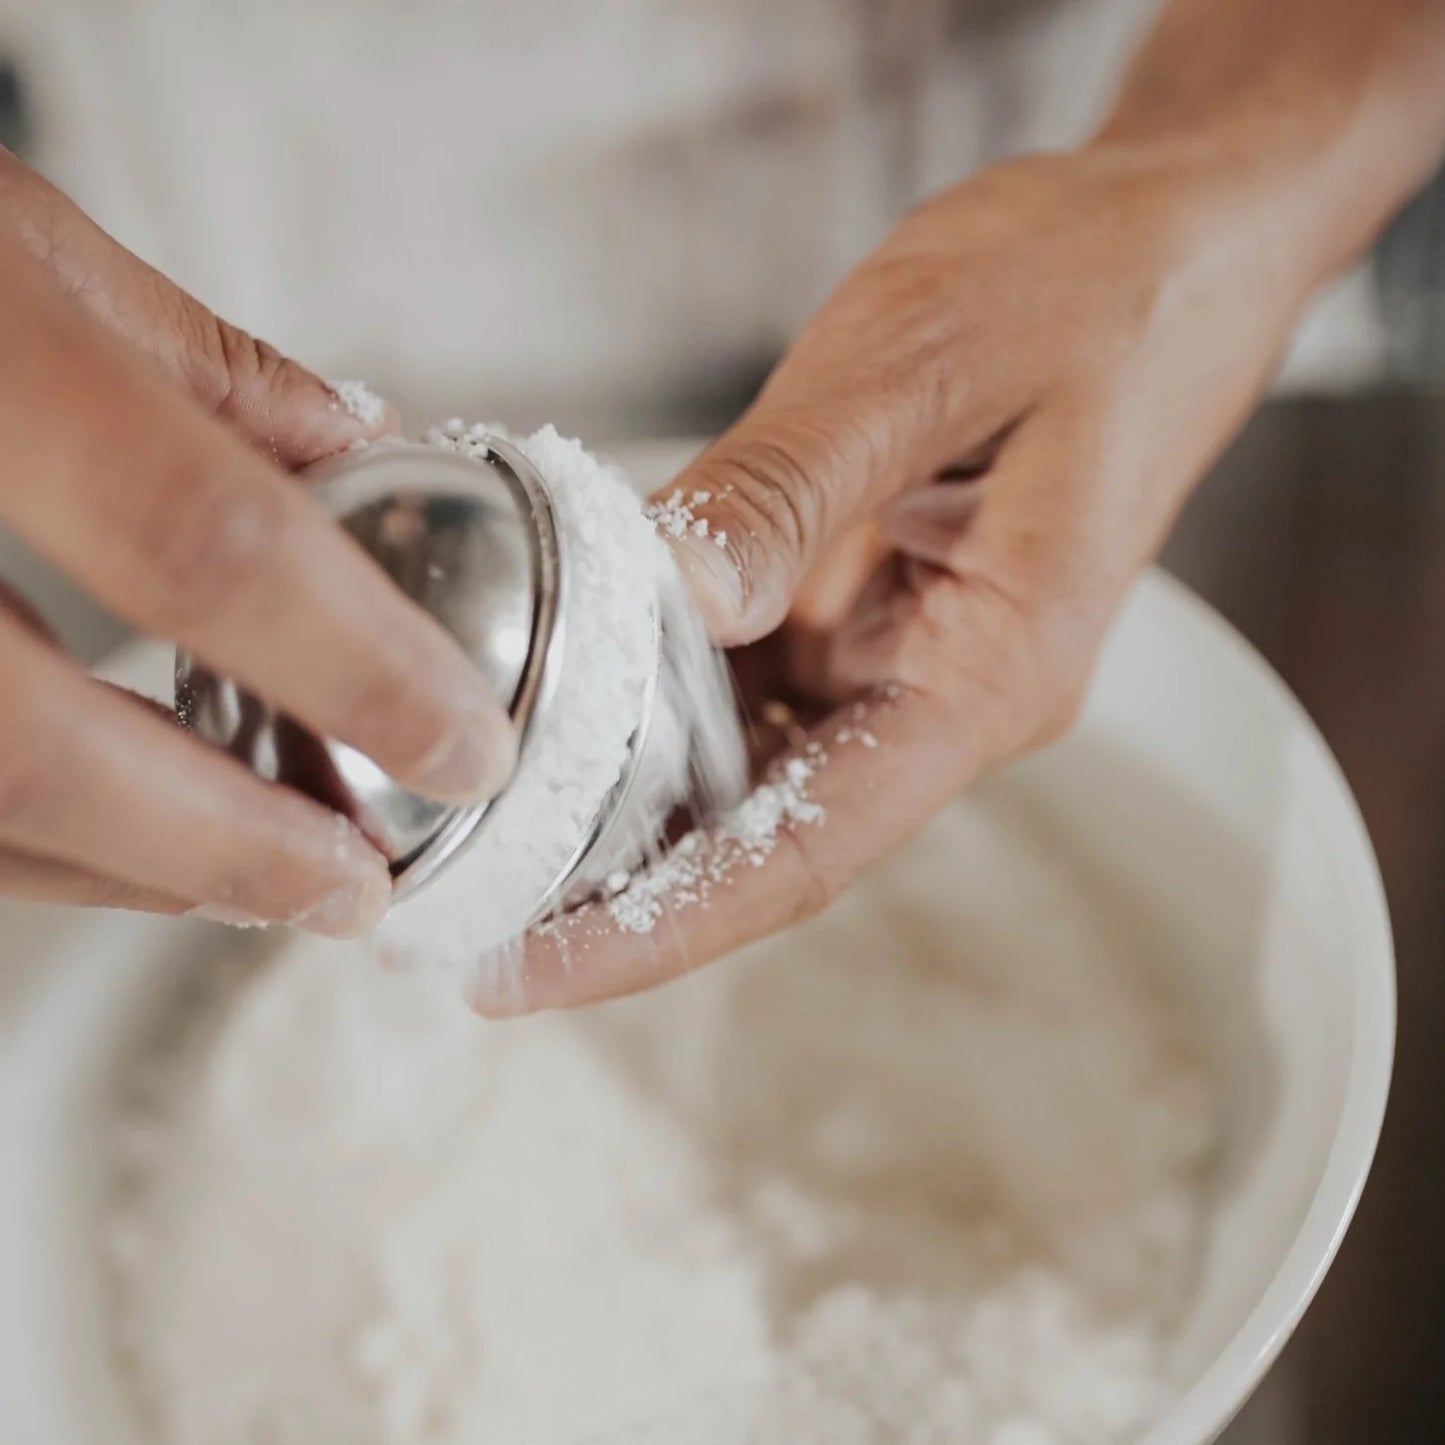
[405,699,519,804]
[294,863,393,939]
[189,320,397,469]
[657,501,790,646]
[278,377,399,464]
[649,422,833,645]
[469,991,531,1021]
[282,812,395,939]
[227,365,400,470]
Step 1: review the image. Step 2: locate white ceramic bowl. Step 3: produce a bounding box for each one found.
[0,501,1392,1443]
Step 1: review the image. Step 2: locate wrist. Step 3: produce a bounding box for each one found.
[1074,132,1321,339]
[1094,1,1445,304]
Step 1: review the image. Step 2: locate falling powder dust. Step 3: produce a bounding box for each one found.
[107,793,1217,1445]
[599,755,825,935]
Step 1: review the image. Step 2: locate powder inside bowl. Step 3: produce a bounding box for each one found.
[107,793,1217,1445]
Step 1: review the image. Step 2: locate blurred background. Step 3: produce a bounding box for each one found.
[2,4,1444,1439]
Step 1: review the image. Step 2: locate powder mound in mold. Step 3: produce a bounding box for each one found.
[378,423,743,984]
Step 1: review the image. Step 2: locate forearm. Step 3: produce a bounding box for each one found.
[1099,0,1445,299]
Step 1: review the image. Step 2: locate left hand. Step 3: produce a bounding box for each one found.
[0,149,515,930]
[494,141,1314,1015]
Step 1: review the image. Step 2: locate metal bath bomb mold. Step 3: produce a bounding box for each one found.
[175,437,659,914]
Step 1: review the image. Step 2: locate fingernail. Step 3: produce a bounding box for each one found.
[669,531,747,636]
[413,706,518,802]
[297,869,393,939]
[298,379,400,461]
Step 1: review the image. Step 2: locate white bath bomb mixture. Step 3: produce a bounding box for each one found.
[107,790,1216,1445]
[378,421,743,986]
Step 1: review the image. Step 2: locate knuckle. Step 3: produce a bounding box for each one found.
[184,309,294,418]
[137,464,287,629]
[174,305,234,410]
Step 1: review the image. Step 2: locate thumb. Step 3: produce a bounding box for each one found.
[652,408,898,648]
[178,322,398,471]
[0,149,395,468]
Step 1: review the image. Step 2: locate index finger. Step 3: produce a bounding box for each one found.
[0,235,515,803]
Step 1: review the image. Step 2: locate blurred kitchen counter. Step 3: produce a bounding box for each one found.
[1167,390,1445,1444]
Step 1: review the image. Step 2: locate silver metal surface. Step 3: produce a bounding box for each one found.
[531,606,662,923]
[176,438,565,902]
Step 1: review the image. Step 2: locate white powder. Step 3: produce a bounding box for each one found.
[378,424,744,984]
[589,701,909,937]
[601,754,824,935]
[647,488,730,550]
[108,796,1216,1445]
[330,378,389,429]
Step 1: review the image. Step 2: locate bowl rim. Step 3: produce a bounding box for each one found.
[1133,574,1395,1444]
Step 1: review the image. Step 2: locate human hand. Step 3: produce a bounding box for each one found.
[0,150,515,932]
[505,141,1316,1012]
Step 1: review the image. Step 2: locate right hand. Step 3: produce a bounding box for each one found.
[0,149,516,934]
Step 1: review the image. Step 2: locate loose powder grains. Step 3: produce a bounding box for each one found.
[330,379,389,429]
[107,795,1216,1445]
[601,755,824,935]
